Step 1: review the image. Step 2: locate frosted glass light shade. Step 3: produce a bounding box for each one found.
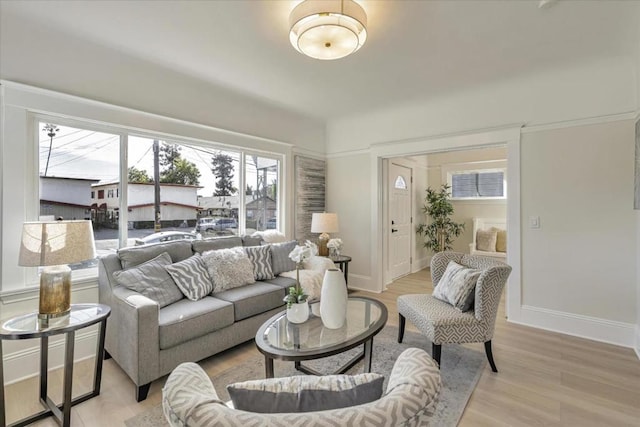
[290,0,367,60]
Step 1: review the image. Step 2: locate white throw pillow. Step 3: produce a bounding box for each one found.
[202,247,255,292]
[253,230,288,244]
[432,260,481,312]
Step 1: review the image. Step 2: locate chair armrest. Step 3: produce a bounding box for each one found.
[109,286,161,386]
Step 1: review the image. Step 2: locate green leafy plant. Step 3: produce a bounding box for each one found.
[283,284,308,309]
[416,184,465,253]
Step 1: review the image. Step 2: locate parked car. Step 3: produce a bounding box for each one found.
[208,218,238,231]
[266,218,277,229]
[134,231,198,246]
[195,217,216,233]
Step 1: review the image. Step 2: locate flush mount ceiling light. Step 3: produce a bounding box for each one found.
[289,0,367,60]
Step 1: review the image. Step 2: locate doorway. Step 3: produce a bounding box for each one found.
[387,162,412,280]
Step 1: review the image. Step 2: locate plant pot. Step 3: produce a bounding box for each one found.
[286,302,309,324]
[320,268,348,329]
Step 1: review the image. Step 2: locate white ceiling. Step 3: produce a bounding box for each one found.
[1,0,639,121]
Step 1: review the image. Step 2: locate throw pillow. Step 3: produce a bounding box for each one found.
[432,260,481,312]
[164,254,213,301]
[253,230,288,244]
[202,247,255,292]
[270,240,298,275]
[113,252,183,308]
[476,229,498,252]
[492,227,507,252]
[227,373,384,413]
[243,245,275,281]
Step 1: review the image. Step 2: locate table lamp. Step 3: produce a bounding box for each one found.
[18,220,96,321]
[311,213,339,256]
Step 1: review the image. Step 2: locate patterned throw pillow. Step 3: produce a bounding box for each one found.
[270,240,298,275]
[202,247,255,292]
[432,260,481,312]
[112,252,183,308]
[227,373,384,413]
[243,245,275,280]
[164,254,213,301]
[476,229,497,252]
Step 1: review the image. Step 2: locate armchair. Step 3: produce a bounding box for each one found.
[397,252,511,372]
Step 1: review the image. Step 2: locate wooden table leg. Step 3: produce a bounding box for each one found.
[265,357,274,378]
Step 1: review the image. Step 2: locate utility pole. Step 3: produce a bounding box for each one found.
[153,140,161,232]
[43,124,59,177]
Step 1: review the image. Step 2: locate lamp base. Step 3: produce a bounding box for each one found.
[318,233,330,257]
[39,265,72,320]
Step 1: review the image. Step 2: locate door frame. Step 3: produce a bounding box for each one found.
[370,125,523,322]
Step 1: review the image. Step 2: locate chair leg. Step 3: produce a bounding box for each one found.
[136,383,151,402]
[484,340,498,372]
[432,343,441,367]
[398,314,406,343]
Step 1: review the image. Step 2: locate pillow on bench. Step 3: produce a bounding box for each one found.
[476,229,498,252]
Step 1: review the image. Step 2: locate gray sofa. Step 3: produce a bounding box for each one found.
[98,235,297,401]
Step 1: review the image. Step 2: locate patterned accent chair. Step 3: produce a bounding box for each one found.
[162,348,441,426]
[397,252,512,372]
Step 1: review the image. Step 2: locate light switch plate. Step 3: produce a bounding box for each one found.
[529,216,540,229]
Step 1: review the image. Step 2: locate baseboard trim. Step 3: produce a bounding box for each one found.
[347,274,378,293]
[412,257,430,273]
[510,305,635,348]
[635,326,640,360]
[2,329,98,385]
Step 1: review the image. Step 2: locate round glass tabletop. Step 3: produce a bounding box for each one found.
[0,304,111,339]
[257,297,387,357]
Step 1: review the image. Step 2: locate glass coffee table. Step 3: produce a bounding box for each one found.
[255,296,387,378]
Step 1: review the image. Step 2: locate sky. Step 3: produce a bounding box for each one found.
[39,123,278,197]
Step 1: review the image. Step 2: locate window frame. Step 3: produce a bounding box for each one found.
[442,160,507,201]
[27,114,285,284]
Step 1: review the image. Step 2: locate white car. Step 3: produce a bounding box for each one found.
[134,231,198,246]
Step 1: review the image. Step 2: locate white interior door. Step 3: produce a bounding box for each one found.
[388,163,412,280]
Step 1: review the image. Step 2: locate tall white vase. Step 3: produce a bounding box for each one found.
[320,268,348,329]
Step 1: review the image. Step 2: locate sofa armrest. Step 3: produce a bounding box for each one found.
[109,286,161,387]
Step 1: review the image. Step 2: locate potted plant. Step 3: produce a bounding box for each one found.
[283,241,316,323]
[416,184,465,253]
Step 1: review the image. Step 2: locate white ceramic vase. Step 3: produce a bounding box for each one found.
[320,268,348,329]
[287,302,309,324]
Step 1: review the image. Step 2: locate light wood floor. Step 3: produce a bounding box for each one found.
[5,269,640,426]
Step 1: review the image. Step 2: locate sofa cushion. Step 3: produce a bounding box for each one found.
[227,373,384,413]
[165,254,213,301]
[262,276,297,290]
[158,296,234,349]
[118,240,193,269]
[244,245,275,281]
[113,252,183,308]
[432,261,481,312]
[202,248,256,292]
[270,241,298,275]
[241,235,263,247]
[193,236,242,254]
[213,282,285,321]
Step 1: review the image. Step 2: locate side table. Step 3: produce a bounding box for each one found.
[328,255,352,285]
[0,303,111,427]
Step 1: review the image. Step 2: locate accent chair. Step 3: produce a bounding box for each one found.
[397,252,512,372]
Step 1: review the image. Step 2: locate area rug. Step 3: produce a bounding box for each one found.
[125,325,485,426]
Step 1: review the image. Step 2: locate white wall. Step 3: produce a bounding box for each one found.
[327,57,636,152]
[520,121,635,324]
[40,178,93,206]
[424,147,507,254]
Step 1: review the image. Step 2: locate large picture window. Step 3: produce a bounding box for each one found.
[37,120,282,269]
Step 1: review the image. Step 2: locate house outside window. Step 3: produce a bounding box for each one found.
[98,190,105,199]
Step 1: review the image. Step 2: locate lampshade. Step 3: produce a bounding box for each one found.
[19,220,96,266]
[289,0,367,60]
[311,213,339,234]
[19,220,96,322]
